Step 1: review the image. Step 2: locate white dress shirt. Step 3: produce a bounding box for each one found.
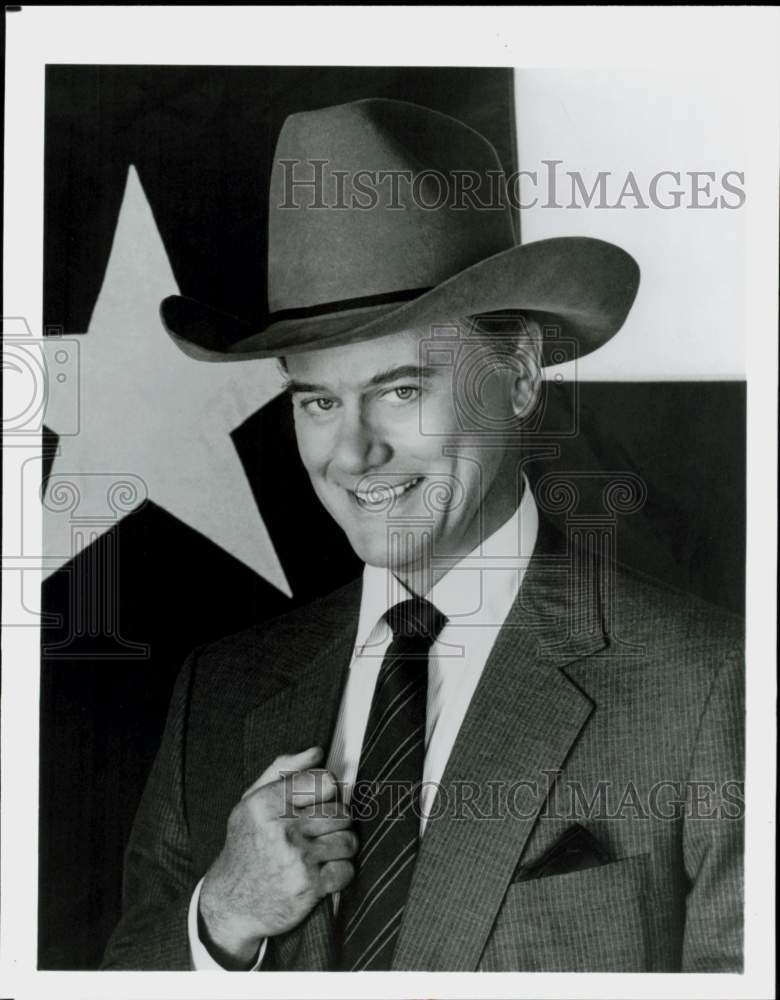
[189,478,539,969]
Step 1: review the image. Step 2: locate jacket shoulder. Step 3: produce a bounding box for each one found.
[566,560,745,754]
[609,560,743,652]
[185,575,363,694]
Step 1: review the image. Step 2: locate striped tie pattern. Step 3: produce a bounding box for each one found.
[337,597,447,971]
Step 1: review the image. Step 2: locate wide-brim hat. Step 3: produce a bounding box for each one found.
[160,98,639,365]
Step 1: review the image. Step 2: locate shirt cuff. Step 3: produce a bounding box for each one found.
[188,876,268,970]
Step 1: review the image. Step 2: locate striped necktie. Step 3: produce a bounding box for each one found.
[336,597,447,971]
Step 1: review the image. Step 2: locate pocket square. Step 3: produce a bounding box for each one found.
[513,824,612,882]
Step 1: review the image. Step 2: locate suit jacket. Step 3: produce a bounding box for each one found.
[101,524,744,972]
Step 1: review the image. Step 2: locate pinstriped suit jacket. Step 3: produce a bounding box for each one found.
[102,525,744,971]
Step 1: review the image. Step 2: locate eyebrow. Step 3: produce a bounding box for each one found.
[283,364,440,396]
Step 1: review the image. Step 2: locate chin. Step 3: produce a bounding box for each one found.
[347,537,382,565]
[342,528,424,575]
[340,527,389,567]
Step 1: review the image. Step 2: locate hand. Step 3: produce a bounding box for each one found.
[198,746,357,968]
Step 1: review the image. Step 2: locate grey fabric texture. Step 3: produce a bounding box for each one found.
[101,527,744,972]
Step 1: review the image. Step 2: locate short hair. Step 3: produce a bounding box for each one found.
[462,310,542,365]
[457,310,544,423]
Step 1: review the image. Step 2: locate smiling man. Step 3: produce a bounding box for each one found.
[102,99,744,973]
[283,316,541,594]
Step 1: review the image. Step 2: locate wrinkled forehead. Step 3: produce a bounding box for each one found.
[281,325,436,388]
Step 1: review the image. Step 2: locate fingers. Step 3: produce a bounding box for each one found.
[297,801,352,837]
[281,768,340,808]
[319,858,356,896]
[242,746,324,799]
[307,829,359,864]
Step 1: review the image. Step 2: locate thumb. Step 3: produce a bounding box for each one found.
[242,746,324,798]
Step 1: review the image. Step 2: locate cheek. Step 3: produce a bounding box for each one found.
[293,416,327,476]
[420,387,459,434]
[447,450,498,512]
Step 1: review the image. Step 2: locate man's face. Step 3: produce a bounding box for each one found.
[284,326,530,585]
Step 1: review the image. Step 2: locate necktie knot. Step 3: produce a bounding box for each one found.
[384,598,447,646]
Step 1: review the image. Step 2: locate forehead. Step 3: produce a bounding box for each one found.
[283,327,429,388]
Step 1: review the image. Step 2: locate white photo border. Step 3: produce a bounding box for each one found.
[2,6,777,1000]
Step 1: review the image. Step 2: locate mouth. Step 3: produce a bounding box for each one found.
[351,476,424,510]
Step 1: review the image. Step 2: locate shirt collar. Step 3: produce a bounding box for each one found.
[355,474,539,652]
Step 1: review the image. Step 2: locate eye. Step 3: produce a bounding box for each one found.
[300,397,338,414]
[384,385,420,403]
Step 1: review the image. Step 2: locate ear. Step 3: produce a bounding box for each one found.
[509,357,542,420]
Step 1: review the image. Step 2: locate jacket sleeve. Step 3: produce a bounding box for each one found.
[101,652,199,970]
[681,642,745,972]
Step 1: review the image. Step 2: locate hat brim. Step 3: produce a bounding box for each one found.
[160,236,639,367]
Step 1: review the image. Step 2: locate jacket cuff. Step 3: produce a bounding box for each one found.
[188,877,267,970]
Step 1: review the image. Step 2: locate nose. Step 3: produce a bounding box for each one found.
[331,404,390,477]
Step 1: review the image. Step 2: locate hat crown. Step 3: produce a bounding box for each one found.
[267,99,516,316]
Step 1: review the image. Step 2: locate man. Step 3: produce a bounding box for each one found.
[102,98,744,972]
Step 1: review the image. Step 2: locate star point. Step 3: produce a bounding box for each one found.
[42,165,290,596]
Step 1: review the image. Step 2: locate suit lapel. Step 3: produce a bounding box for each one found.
[394,526,609,971]
[242,624,357,787]
[241,579,361,971]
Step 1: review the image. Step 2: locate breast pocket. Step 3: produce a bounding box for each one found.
[479,853,650,972]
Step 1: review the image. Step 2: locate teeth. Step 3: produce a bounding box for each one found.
[354,478,421,506]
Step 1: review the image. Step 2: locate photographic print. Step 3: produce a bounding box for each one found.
[1,8,776,1000]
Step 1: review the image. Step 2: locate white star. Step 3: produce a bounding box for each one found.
[42,165,290,595]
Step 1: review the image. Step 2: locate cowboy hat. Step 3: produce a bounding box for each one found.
[160,98,639,364]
